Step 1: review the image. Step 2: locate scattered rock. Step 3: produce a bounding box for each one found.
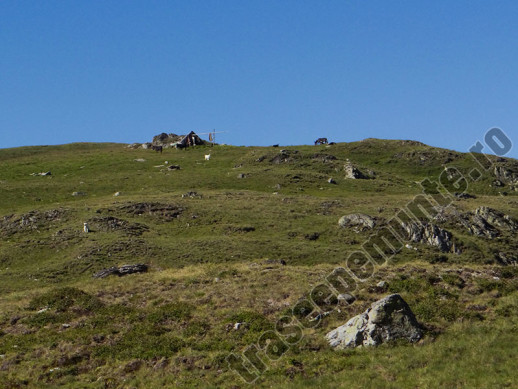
[496,252,517,265]
[326,294,422,349]
[93,264,148,279]
[454,192,476,199]
[270,150,299,164]
[123,359,143,373]
[153,358,169,370]
[134,158,146,162]
[304,232,320,241]
[338,214,376,232]
[237,173,246,179]
[264,259,287,266]
[168,165,181,170]
[226,225,255,233]
[466,304,487,312]
[113,192,121,197]
[182,191,201,198]
[312,154,337,163]
[30,171,52,176]
[93,334,105,343]
[327,178,337,184]
[72,191,87,196]
[337,293,356,305]
[376,281,388,290]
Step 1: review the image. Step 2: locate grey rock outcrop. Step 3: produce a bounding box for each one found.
[344,160,369,179]
[93,264,148,279]
[326,294,422,349]
[459,206,517,238]
[494,165,518,186]
[401,221,455,252]
[338,214,376,232]
[474,207,517,231]
[270,150,299,164]
[152,132,181,146]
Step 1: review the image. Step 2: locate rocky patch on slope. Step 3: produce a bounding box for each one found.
[118,202,184,221]
[87,216,149,236]
[0,209,68,237]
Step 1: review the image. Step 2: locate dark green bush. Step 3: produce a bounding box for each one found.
[441,274,465,288]
[27,287,103,313]
[94,325,184,359]
[183,320,210,337]
[498,267,518,279]
[228,310,272,333]
[388,277,428,294]
[475,278,517,295]
[414,297,461,322]
[147,301,194,324]
[24,312,74,328]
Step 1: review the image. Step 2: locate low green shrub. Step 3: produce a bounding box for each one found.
[94,325,184,359]
[27,287,103,313]
[147,301,195,324]
[414,297,462,323]
[441,274,465,288]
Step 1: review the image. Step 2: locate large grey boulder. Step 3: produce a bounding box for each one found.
[326,294,422,349]
[338,214,376,232]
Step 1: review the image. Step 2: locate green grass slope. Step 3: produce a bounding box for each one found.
[0,140,517,388]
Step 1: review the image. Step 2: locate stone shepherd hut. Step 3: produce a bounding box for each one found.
[176,131,204,148]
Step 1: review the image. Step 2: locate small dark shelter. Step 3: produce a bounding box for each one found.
[176,131,205,148]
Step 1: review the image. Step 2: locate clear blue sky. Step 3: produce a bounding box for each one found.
[1,0,517,158]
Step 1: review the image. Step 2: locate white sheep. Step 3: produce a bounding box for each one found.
[83,222,90,233]
[205,154,211,161]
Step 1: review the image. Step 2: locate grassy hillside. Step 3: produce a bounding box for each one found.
[0,140,517,388]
